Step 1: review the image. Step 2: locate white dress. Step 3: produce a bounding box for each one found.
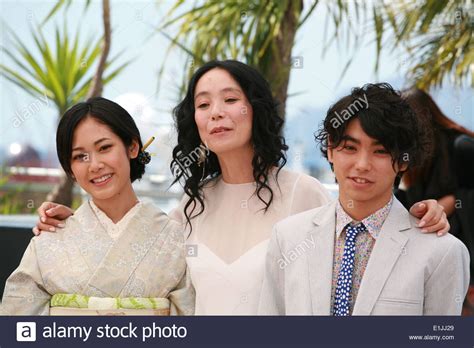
[170,168,331,315]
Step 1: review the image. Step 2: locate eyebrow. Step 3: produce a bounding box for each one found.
[194,87,242,101]
[341,135,382,146]
[72,137,111,152]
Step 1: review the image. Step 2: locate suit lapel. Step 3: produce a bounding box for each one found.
[352,199,411,315]
[307,200,337,315]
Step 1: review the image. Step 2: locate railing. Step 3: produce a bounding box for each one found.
[2,166,339,228]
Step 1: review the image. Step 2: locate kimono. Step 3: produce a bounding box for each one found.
[0,201,195,315]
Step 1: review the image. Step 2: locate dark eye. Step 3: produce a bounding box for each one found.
[197,103,209,109]
[73,153,87,161]
[375,149,389,154]
[225,98,238,103]
[343,145,356,151]
[99,144,112,152]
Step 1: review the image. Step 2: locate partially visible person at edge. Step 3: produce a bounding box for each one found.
[1,97,194,315]
[33,60,450,315]
[396,88,474,315]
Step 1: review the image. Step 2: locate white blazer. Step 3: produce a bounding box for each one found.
[258,198,470,315]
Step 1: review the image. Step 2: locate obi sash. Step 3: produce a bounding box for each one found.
[49,294,170,316]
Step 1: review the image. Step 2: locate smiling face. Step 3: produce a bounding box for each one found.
[70,117,139,202]
[328,118,407,214]
[194,68,253,156]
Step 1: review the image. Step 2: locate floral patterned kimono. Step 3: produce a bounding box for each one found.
[1,200,195,315]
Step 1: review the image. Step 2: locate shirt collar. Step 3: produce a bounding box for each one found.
[89,199,141,231]
[335,195,393,240]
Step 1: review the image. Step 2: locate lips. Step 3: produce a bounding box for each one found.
[348,176,374,184]
[210,126,232,134]
[90,173,113,185]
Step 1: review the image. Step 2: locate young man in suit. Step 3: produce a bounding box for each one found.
[258,83,470,315]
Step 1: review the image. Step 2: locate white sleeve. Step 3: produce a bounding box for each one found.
[423,239,470,315]
[289,174,332,215]
[1,240,51,315]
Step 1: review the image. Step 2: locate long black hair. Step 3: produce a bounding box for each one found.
[57,97,146,182]
[401,88,474,188]
[170,60,288,228]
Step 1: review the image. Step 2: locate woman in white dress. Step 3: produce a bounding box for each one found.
[34,61,449,315]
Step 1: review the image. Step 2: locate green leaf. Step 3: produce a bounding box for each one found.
[1,20,129,115]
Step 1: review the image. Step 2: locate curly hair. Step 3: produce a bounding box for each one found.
[314,83,432,188]
[170,60,288,229]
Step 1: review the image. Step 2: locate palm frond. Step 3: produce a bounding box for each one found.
[1,22,127,115]
[158,0,310,110]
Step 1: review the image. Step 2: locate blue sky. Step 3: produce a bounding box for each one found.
[1,0,472,172]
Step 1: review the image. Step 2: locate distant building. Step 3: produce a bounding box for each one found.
[4,143,59,184]
[6,144,41,167]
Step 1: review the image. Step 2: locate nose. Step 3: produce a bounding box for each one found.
[88,154,104,173]
[210,101,225,121]
[354,151,371,171]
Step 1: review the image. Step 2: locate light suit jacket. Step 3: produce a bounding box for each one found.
[258,198,470,315]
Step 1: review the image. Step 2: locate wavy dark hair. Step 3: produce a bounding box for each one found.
[315,83,432,188]
[170,60,288,228]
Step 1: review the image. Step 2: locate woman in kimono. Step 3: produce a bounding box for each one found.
[34,61,449,315]
[1,97,194,316]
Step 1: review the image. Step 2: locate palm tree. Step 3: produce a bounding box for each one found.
[160,0,472,118]
[159,0,316,116]
[379,0,473,89]
[1,5,126,205]
[86,0,111,99]
[45,0,114,206]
